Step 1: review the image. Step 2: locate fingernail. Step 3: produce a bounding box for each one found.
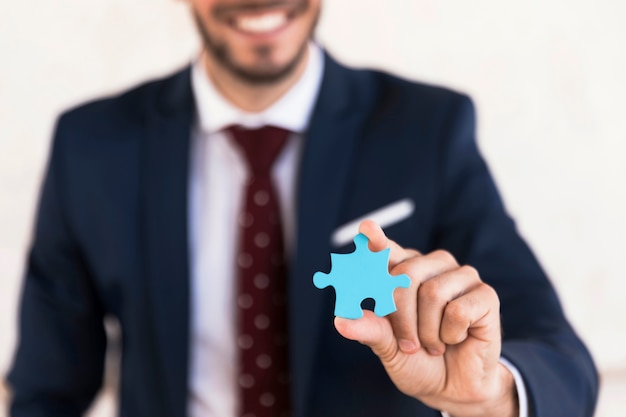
[398,339,418,353]
[427,347,442,356]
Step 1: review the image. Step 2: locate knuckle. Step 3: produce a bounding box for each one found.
[458,264,479,279]
[480,282,498,301]
[444,301,468,325]
[419,279,445,304]
[432,249,457,265]
[405,248,421,257]
[480,283,500,307]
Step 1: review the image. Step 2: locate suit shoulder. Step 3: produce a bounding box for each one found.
[366,69,473,112]
[57,66,191,133]
[341,66,475,133]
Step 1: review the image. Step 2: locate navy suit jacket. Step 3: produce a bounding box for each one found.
[8,54,598,416]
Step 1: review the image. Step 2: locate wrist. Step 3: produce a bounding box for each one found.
[445,363,518,417]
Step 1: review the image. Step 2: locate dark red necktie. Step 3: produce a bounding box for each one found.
[227,125,292,417]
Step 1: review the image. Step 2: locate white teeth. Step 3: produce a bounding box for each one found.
[236,12,288,34]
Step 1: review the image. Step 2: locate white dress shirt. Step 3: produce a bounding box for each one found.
[187,42,527,417]
[188,43,324,417]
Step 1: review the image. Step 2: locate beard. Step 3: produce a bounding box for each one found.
[192,1,319,86]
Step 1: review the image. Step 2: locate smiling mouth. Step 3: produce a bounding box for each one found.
[232,11,290,35]
[215,1,306,36]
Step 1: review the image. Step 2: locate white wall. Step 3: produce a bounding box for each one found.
[1,0,624,415]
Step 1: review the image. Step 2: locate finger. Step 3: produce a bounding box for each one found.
[417,263,481,355]
[440,283,501,346]
[358,220,420,266]
[387,250,459,353]
[334,311,399,363]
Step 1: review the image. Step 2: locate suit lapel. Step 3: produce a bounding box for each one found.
[141,68,194,417]
[290,54,369,416]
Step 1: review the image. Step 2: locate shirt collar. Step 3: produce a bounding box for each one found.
[191,42,325,134]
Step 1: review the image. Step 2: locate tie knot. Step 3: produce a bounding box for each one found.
[227,125,290,176]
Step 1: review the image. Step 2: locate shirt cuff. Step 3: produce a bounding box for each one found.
[439,357,528,417]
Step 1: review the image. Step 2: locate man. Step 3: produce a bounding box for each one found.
[7,0,598,416]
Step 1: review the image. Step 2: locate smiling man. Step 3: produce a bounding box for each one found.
[7,1,598,417]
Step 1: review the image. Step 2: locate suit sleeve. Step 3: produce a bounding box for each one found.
[7,116,107,416]
[431,96,599,417]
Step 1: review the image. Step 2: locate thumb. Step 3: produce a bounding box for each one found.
[334,311,399,362]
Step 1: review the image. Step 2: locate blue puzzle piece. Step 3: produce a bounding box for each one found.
[313,233,411,319]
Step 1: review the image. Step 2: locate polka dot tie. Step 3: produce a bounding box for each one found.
[228,125,292,417]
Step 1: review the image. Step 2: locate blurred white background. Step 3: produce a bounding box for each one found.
[1,0,625,415]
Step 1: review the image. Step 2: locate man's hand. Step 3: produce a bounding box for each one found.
[334,220,518,417]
